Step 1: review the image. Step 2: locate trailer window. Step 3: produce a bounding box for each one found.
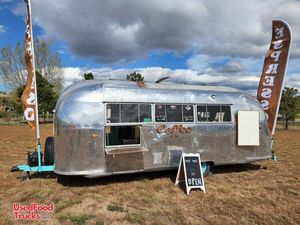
[197,106,209,122]
[140,104,152,122]
[197,105,231,122]
[207,106,222,122]
[106,103,152,123]
[155,104,194,122]
[183,105,194,122]
[166,105,182,122]
[121,104,139,122]
[105,126,140,146]
[155,105,167,122]
[106,104,120,123]
[221,106,232,122]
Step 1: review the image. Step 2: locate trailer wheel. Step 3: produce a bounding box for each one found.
[201,162,211,177]
[44,137,55,165]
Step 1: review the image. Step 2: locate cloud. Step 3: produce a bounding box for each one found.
[63,52,300,96]
[0,25,6,34]
[11,1,299,95]
[12,0,299,64]
[60,66,260,96]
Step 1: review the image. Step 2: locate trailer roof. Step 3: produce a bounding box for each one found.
[102,80,240,92]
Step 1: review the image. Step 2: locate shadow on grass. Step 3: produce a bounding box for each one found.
[211,163,262,175]
[29,171,58,179]
[57,169,178,187]
[56,163,262,187]
[14,171,58,181]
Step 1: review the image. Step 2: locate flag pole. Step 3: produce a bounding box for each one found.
[27,0,42,171]
[27,0,40,144]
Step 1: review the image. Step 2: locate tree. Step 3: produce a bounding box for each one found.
[0,39,63,92]
[296,96,300,113]
[83,72,94,80]
[279,87,299,130]
[126,71,144,82]
[16,71,58,122]
[0,43,25,90]
[34,39,64,93]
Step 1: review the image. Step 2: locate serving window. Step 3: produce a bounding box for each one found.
[105,103,150,149]
[155,104,194,123]
[106,103,152,124]
[197,105,232,122]
[105,125,140,147]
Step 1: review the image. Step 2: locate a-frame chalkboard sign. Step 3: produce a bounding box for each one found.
[175,153,206,194]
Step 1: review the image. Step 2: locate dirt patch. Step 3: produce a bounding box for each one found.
[0,125,299,225]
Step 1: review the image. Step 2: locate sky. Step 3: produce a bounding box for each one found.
[0,0,300,95]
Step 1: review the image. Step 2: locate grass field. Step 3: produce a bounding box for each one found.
[0,125,299,225]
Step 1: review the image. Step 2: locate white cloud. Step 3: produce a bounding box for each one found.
[63,62,300,96]
[12,0,300,64]
[11,1,299,95]
[0,25,6,34]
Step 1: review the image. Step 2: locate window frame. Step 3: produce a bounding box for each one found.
[196,104,233,124]
[105,102,153,125]
[104,125,142,149]
[154,103,195,124]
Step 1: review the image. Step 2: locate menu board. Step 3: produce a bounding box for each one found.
[175,153,205,194]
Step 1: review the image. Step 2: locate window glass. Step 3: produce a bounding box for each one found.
[221,106,231,122]
[207,106,222,122]
[166,105,183,122]
[197,105,232,122]
[107,104,120,123]
[197,106,208,122]
[105,126,140,146]
[140,104,152,122]
[121,104,139,122]
[183,105,194,122]
[155,105,166,122]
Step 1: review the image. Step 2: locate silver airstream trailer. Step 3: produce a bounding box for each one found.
[45,80,271,177]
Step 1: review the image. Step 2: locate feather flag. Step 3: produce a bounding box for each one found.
[257,20,292,135]
[21,0,37,131]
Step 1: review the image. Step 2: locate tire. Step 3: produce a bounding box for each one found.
[201,162,211,177]
[44,136,55,165]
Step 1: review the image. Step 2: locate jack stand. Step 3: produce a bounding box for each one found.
[26,171,30,180]
[270,139,277,161]
[271,151,277,161]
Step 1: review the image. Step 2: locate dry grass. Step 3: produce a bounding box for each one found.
[0,124,299,225]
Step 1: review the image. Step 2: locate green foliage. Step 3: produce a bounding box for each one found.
[107,203,125,212]
[83,72,94,80]
[58,213,93,224]
[36,71,58,113]
[0,92,21,114]
[55,198,82,213]
[69,214,93,225]
[279,87,299,129]
[126,71,144,82]
[296,96,300,116]
[14,86,24,114]
[125,212,143,224]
